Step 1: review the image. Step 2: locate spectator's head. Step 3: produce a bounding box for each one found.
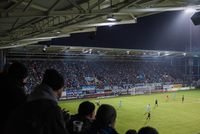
[8,62,28,84]
[138,126,159,134]
[95,104,117,128]
[126,129,137,134]
[78,101,95,119]
[42,69,64,98]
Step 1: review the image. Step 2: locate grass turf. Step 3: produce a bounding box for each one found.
[59,90,200,134]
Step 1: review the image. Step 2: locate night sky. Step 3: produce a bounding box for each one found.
[51,11,200,51]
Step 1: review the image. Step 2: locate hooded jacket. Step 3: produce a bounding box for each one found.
[4,83,69,134]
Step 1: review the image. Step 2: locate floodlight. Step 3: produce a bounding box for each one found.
[107,15,116,22]
[185,7,196,13]
[157,52,160,56]
[89,49,92,54]
[126,51,130,55]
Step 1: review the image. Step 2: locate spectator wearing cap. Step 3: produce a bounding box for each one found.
[67,101,95,134]
[0,61,28,133]
[4,69,69,134]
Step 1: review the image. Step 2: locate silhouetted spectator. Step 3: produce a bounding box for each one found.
[126,129,137,134]
[138,126,159,134]
[0,62,28,133]
[84,104,118,134]
[67,101,95,134]
[4,69,69,134]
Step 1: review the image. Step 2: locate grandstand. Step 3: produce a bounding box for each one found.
[4,45,200,134]
[1,1,200,134]
[7,46,198,99]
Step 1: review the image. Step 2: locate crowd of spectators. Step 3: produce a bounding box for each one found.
[15,60,185,91]
[0,61,159,134]
[6,60,183,89]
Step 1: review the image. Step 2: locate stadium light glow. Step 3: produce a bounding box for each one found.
[157,52,160,56]
[183,53,186,56]
[126,51,130,55]
[89,49,92,54]
[185,7,196,14]
[164,52,170,56]
[107,15,116,22]
[77,20,136,27]
[108,24,113,27]
[42,45,47,52]
[82,49,88,54]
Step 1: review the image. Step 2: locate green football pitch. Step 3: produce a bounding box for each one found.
[59,90,200,134]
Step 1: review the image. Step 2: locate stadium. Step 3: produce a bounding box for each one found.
[1,0,200,134]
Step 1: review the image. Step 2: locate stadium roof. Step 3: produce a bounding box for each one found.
[1,0,200,49]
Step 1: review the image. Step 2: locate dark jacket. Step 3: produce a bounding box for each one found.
[67,114,93,134]
[0,76,27,133]
[4,84,69,134]
[83,122,118,134]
